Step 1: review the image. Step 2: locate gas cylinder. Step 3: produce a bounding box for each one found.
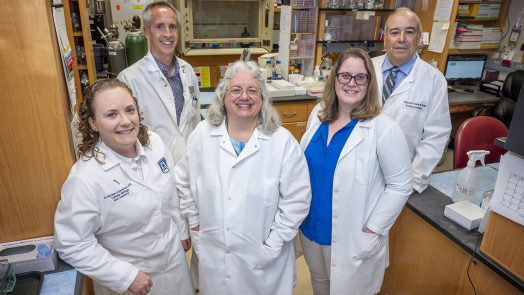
[107,40,127,77]
[125,30,147,66]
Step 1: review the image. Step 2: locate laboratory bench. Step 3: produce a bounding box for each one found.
[379,166,523,295]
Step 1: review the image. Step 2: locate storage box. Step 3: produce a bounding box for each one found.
[444,201,486,230]
[0,236,57,274]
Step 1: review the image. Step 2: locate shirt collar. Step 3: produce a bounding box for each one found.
[98,139,146,170]
[383,54,417,76]
[153,55,179,77]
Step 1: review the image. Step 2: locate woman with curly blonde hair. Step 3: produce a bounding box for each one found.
[55,79,194,295]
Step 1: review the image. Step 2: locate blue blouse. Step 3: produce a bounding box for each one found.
[300,119,358,245]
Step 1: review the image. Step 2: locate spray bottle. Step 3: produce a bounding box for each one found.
[452,150,490,204]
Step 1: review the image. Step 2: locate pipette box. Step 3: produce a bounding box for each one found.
[0,236,57,274]
[444,201,487,230]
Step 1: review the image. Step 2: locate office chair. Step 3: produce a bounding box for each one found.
[454,116,508,169]
[475,70,523,127]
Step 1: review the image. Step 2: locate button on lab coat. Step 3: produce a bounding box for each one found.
[301,105,413,295]
[175,121,311,295]
[54,132,193,294]
[372,54,451,193]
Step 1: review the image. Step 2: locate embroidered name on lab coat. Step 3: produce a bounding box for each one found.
[157,157,170,173]
[104,183,132,202]
[403,100,427,110]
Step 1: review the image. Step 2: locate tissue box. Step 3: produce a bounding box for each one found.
[0,236,57,274]
[444,201,486,230]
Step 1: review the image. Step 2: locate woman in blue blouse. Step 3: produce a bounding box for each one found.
[299,48,413,295]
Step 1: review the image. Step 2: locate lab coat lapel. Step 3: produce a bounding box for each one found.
[389,56,419,98]
[98,142,150,189]
[213,122,238,157]
[338,121,366,161]
[232,129,264,167]
[146,54,183,133]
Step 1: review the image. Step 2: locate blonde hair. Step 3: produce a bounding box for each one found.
[207,60,281,134]
[318,48,381,122]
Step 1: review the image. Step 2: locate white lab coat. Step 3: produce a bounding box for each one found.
[118,51,201,165]
[300,105,413,295]
[118,52,201,240]
[175,120,311,295]
[372,54,451,193]
[54,132,193,295]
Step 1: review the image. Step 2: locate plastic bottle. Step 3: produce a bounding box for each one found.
[265,60,273,82]
[272,60,284,80]
[452,150,490,204]
[313,65,322,82]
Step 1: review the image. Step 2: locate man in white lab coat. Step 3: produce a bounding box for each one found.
[372,8,451,193]
[117,1,200,285]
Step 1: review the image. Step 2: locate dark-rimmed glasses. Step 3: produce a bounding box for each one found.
[335,72,370,86]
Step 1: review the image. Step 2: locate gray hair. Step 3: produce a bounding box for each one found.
[142,1,180,30]
[384,7,422,37]
[207,60,281,134]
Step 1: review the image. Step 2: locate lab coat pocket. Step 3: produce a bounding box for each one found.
[355,156,370,184]
[353,231,385,260]
[263,179,279,207]
[255,243,281,269]
[190,230,200,257]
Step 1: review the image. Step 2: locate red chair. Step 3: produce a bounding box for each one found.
[454,116,508,169]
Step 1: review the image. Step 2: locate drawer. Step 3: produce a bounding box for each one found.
[274,102,309,123]
[282,122,307,141]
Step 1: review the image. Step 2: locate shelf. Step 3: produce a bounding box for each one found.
[448,46,499,54]
[459,1,502,3]
[291,7,317,10]
[456,17,499,22]
[319,8,395,11]
[78,64,88,70]
[291,32,316,35]
[318,40,382,44]
[290,56,315,60]
[274,7,281,13]
[73,31,83,36]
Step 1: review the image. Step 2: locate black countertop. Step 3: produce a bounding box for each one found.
[408,186,524,292]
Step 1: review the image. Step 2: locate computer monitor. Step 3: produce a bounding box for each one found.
[444,55,487,84]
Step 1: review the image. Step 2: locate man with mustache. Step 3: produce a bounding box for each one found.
[372,8,451,194]
[118,1,201,290]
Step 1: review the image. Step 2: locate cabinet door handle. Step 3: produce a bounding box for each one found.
[283,111,297,117]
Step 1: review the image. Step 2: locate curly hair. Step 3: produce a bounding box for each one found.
[318,47,381,122]
[207,60,281,134]
[76,79,149,163]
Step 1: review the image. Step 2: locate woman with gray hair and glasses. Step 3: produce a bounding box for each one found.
[175,60,311,294]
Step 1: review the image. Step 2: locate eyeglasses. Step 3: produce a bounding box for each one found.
[335,72,370,86]
[228,86,260,97]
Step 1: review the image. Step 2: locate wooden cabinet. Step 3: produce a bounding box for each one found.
[62,0,97,105]
[379,208,522,295]
[274,100,317,141]
[0,1,75,242]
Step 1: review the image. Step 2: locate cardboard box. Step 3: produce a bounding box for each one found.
[0,236,57,274]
